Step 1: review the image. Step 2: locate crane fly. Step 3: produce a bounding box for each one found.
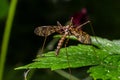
[34,8,92,80]
[34,8,91,56]
[34,20,91,56]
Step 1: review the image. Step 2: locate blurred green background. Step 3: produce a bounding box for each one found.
[0,0,120,80]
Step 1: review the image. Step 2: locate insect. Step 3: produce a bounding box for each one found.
[34,21,91,56]
[34,8,91,56]
[34,8,92,80]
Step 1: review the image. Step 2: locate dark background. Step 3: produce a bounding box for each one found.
[0,0,120,80]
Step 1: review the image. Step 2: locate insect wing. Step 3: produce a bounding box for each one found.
[34,26,59,36]
[70,28,91,44]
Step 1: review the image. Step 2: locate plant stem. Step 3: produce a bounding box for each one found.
[0,0,17,80]
[55,70,80,80]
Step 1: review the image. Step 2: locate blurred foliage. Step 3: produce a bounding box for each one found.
[0,0,120,80]
[0,0,9,20]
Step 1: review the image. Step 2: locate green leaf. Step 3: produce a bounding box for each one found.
[15,36,120,80]
[88,54,120,80]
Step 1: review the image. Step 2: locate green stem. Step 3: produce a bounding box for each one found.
[0,0,17,80]
[55,70,80,80]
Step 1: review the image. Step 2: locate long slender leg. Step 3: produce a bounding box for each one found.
[76,20,90,29]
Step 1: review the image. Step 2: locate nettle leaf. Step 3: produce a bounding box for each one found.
[15,36,120,80]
